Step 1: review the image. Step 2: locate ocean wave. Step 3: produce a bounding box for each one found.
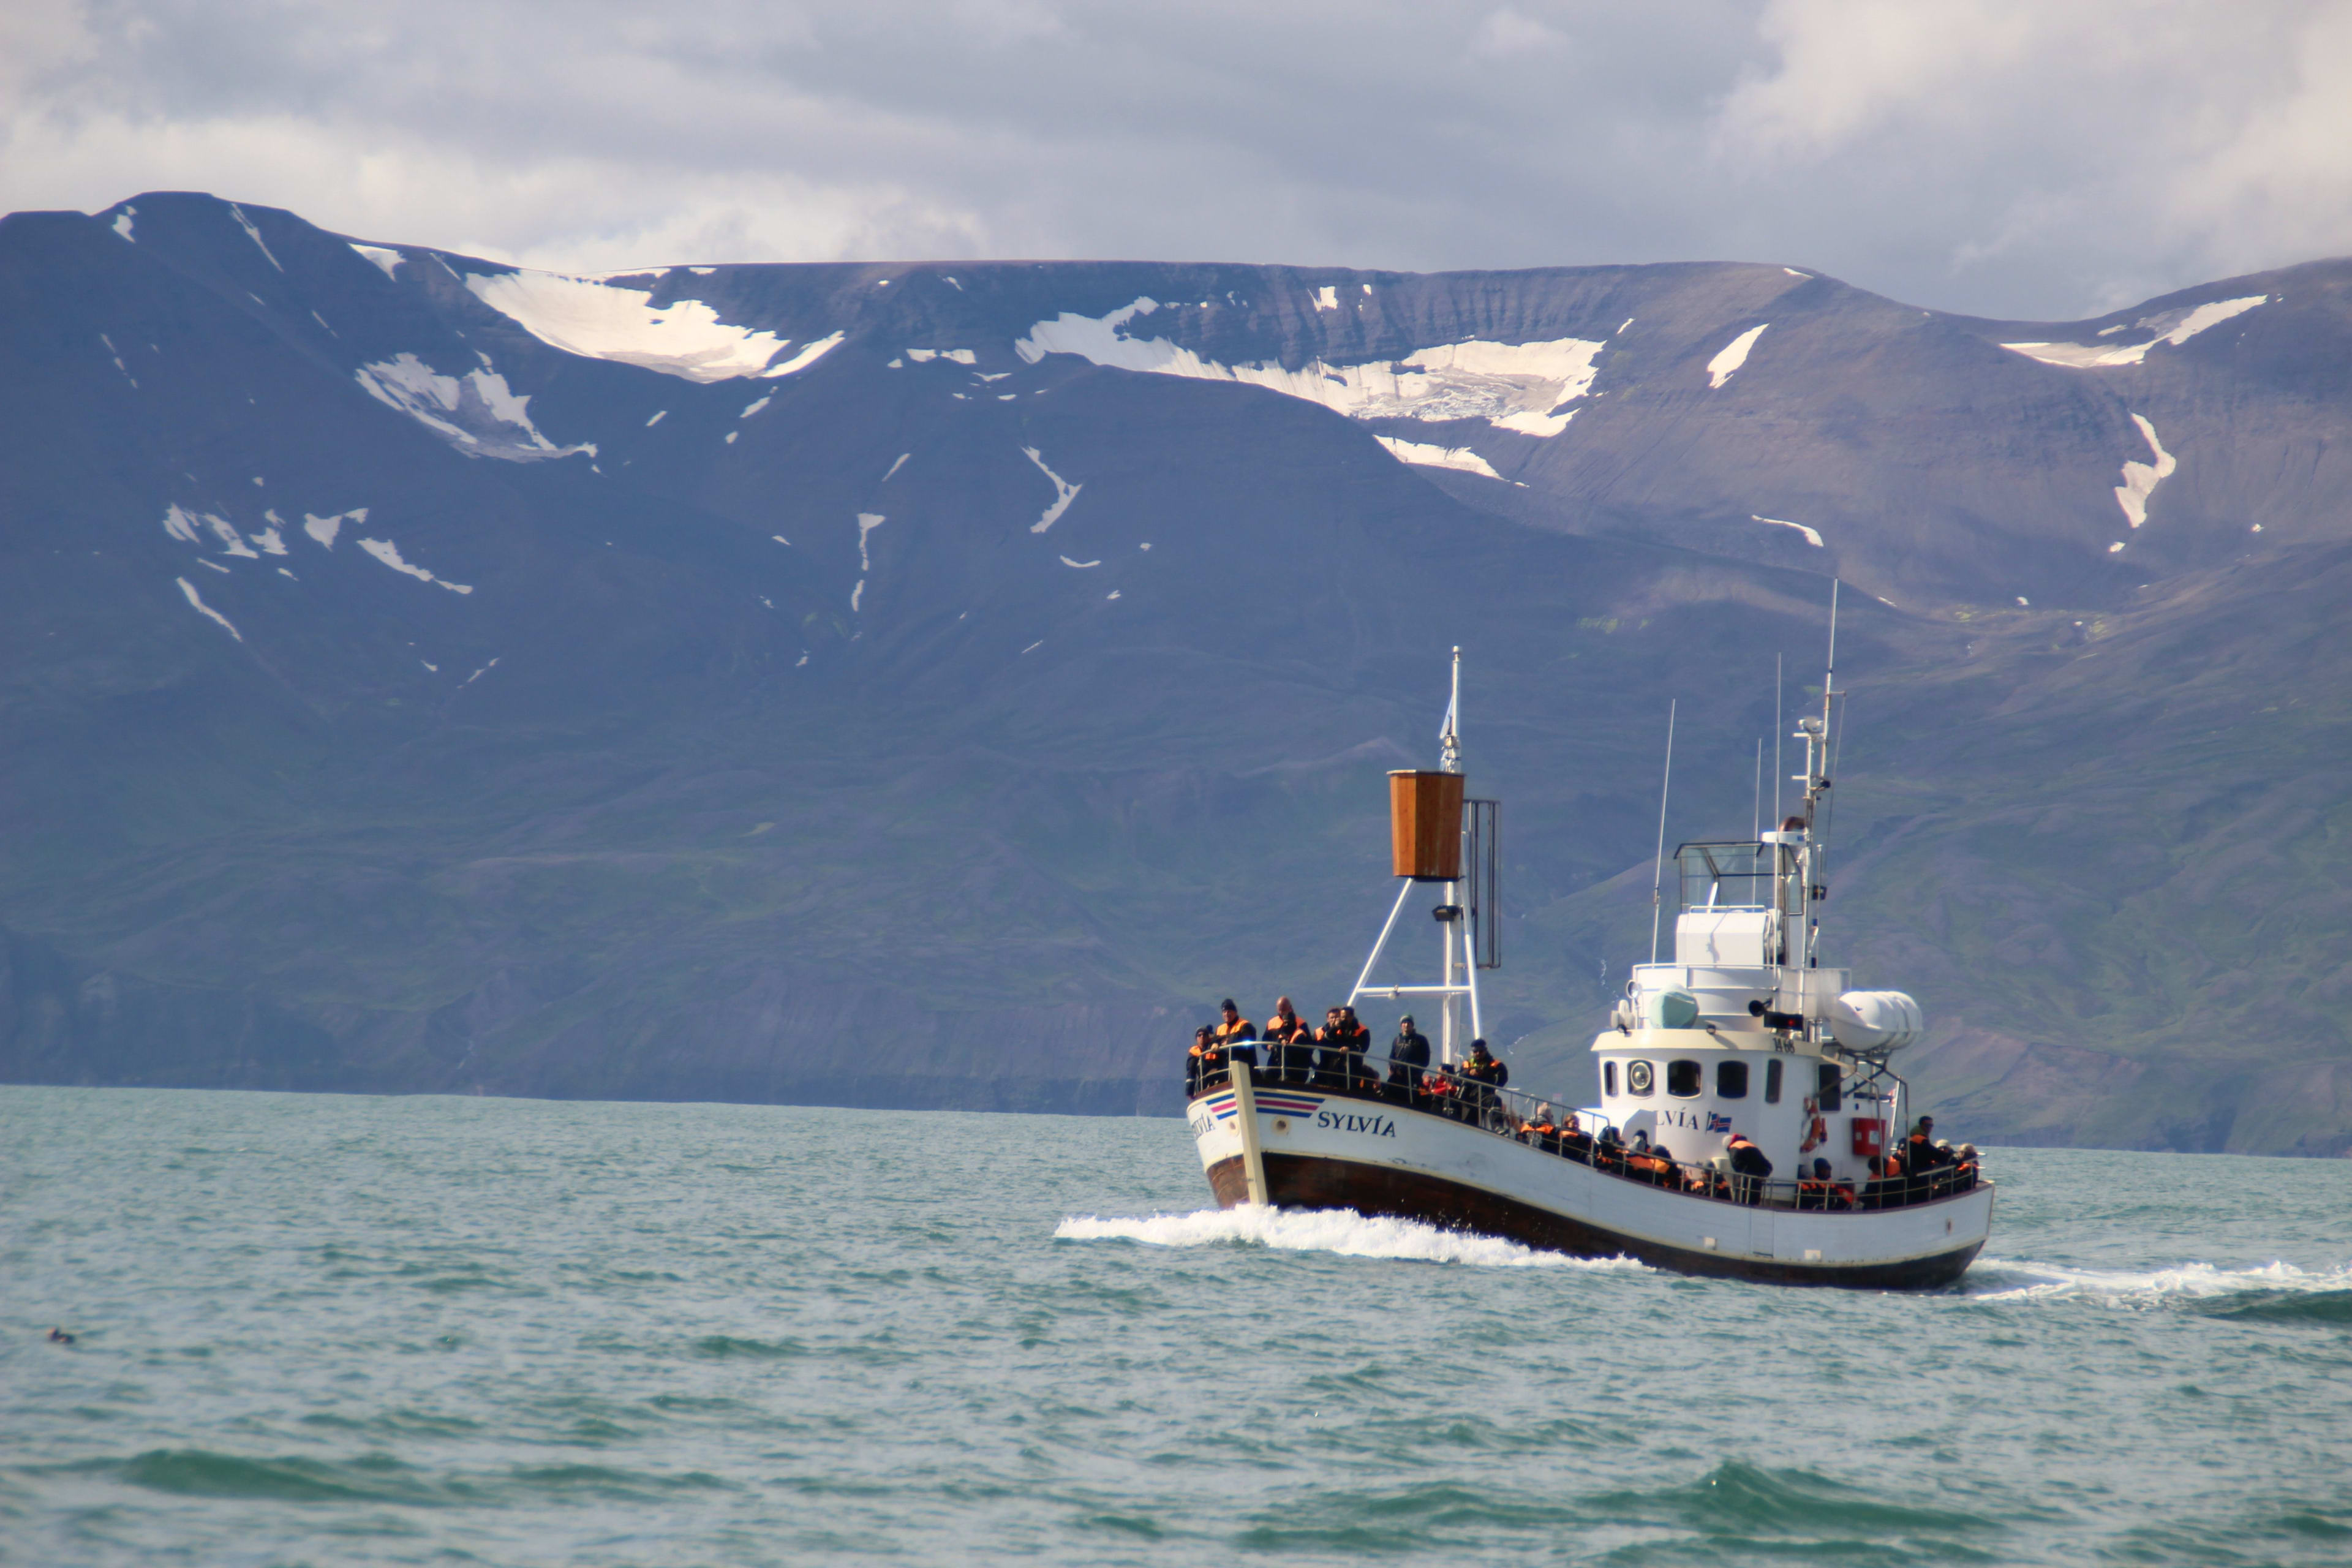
[1054,1206,1649,1271]
[1961,1256,2352,1307]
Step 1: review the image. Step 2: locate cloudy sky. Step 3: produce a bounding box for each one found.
[6,0,2349,319]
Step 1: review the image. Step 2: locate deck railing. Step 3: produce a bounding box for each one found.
[1188,1049,1980,1212]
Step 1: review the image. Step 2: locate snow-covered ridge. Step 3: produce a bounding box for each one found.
[1014,298,1606,437]
[2002,295,2268,369]
[461,270,835,383]
[355,354,591,461]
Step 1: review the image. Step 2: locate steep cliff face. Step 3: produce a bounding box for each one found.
[2,192,2347,1150]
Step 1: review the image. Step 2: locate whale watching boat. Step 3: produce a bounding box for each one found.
[1186,624,1994,1288]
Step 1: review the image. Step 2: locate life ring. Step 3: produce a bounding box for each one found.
[1797,1096,1828,1155]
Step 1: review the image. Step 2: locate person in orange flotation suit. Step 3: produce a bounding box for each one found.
[1259,997,1308,1084]
[1859,1152,1907,1210]
[1318,1006,1372,1091]
[1186,1024,1223,1094]
[1212,998,1264,1079]
[1724,1132,1774,1205]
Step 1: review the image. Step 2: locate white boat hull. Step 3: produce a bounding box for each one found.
[1187,1080,1992,1289]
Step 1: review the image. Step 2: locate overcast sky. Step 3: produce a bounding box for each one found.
[6,0,2349,319]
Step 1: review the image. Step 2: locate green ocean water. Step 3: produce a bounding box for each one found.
[4,1086,2350,1566]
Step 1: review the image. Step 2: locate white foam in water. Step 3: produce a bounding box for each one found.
[1056,1206,1649,1271]
[1962,1256,2352,1305]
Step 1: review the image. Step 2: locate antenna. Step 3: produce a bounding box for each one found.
[1752,737,1762,841]
[1439,646,1462,775]
[1772,654,1783,830]
[1648,699,1676,965]
[1822,580,1840,743]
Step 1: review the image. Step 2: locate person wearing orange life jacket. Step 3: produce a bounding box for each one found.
[1859,1152,1906,1210]
[1516,1104,1561,1150]
[1724,1131,1774,1205]
[1263,997,1310,1044]
[1450,1039,1509,1126]
[1317,1006,1373,1091]
[1186,1024,1222,1095]
[1209,998,1261,1079]
[1260,997,1309,1084]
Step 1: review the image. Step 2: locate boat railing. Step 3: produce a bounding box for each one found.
[1188,1050,1981,1212]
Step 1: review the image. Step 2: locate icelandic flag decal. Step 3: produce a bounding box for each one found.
[1706,1112,1733,1133]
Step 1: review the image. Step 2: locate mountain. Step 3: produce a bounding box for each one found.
[2,191,2348,1153]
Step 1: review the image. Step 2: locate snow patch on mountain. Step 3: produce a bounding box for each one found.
[112,207,135,243]
[904,348,976,366]
[1707,325,1769,389]
[1752,514,1825,546]
[760,332,845,379]
[229,205,284,273]
[357,537,473,594]
[1014,298,1604,435]
[1376,437,1503,480]
[740,395,771,419]
[2002,295,2268,369]
[1059,555,1100,568]
[882,453,910,482]
[303,508,363,548]
[200,513,259,559]
[176,578,243,641]
[857,513,884,570]
[462,270,796,382]
[2114,415,2176,528]
[1314,285,1340,311]
[355,354,590,461]
[1022,448,1082,533]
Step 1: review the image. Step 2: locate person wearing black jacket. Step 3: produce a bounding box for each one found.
[1386,1015,1431,1103]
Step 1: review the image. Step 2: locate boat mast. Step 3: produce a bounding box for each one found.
[1794,581,1839,968]
[1441,647,1469,1063]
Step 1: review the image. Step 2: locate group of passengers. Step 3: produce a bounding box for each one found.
[1507,1106,1979,1210]
[1185,1012,1980,1210]
[1185,1000,1511,1114]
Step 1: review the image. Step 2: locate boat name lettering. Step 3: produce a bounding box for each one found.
[1314,1109,1398,1138]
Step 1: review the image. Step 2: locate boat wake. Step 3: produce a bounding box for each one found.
[1054,1205,1651,1272]
[1961,1256,2352,1311]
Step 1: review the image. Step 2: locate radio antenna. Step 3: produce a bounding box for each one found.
[1648,698,1676,965]
[1772,654,1783,831]
[1752,736,1763,842]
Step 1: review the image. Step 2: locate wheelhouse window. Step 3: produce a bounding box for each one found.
[1817,1061,1842,1113]
[1667,1060,1702,1098]
[1717,1060,1749,1099]
[1765,1058,1783,1104]
[1604,1060,1619,1096]
[1627,1060,1655,1096]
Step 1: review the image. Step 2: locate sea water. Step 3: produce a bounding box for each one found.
[4,1087,2350,1566]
